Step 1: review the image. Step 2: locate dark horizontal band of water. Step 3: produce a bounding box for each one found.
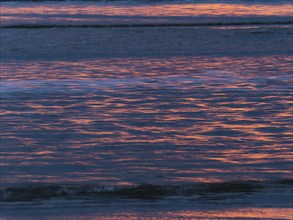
[1,21,292,29]
[1,179,292,202]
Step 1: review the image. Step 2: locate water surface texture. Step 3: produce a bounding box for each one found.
[0,0,292,219]
[1,56,292,186]
[1,0,292,26]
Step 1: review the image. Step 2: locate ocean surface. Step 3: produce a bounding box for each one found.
[1,0,292,26]
[0,0,293,219]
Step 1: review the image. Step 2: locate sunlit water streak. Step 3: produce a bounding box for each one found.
[1,1,292,25]
[1,55,292,186]
[3,208,292,220]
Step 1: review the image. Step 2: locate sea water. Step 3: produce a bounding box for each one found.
[0,0,292,219]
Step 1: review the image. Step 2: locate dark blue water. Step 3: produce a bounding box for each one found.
[0,1,292,219]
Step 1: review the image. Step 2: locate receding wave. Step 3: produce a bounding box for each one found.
[1,179,292,202]
[1,21,292,29]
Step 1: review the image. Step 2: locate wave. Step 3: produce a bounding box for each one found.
[1,21,292,29]
[1,179,292,202]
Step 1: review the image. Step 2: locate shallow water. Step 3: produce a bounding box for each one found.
[1,55,292,186]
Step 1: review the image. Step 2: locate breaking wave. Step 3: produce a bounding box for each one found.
[0,20,293,28]
[1,179,292,202]
[1,21,292,29]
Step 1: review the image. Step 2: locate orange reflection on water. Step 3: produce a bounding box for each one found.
[170,208,293,219]
[1,55,292,185]
[1,3,292,17]
[31,208,292,219]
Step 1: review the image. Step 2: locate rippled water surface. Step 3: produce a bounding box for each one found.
[1,1,292,25]
[1,55,292,186]
[1,0,292,219]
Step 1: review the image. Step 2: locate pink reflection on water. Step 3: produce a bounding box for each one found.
[0,2,292,25]
[1,3,292,17]
[1,55,292,185]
